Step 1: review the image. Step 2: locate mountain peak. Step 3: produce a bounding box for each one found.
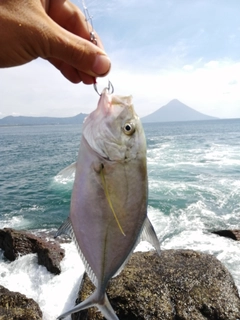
[168,99,181,103]
[141,99,218,123]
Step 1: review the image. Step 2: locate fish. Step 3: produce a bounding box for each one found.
[55,87,161,320]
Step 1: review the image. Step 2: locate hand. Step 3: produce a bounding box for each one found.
[0,0,111,84]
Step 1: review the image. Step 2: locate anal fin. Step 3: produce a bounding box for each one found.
[55,217,97,286]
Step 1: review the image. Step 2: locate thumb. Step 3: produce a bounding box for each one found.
[44,21,111,83]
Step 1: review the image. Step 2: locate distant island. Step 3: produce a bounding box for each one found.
[0,99,218,126]
[141,99,218,123]
[0,113,88,126]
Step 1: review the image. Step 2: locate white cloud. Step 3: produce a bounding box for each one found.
[204,60,220,68]
[0,59,100,119]
[11,112,21,116]
[228,79,238,85]
[109,58,240,119]
[1,57,240,120]
[183,65,194,71]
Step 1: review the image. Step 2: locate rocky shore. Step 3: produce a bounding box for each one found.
[74,250,240,320]
[0,228,240,320]
[0,228,65,275]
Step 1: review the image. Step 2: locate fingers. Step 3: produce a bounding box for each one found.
[45,25,111,82]
[48,57,96,84]
[0,0,111,83]
[42,0,111,83]
[47,0,105,50]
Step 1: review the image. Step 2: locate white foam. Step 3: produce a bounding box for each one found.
[0,242,84,320]
[0,214,32,229]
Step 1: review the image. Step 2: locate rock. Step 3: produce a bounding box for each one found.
[0,285,42,320]
[0,228,64,274]
[73,250,240,320]
[212,230,240,241]
[36,239,65,275]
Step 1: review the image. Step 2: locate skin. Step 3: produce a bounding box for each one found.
[0,0,111,84]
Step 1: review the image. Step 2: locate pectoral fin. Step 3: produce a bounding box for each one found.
[56,162,77,178]
[113,216,161,278]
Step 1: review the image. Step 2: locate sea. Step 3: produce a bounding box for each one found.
[0,118,240,319]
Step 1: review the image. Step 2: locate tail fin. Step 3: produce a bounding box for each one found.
[99,294,119,320]
[57,290,119,320]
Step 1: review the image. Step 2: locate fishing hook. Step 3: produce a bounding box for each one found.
[94,81,114,96]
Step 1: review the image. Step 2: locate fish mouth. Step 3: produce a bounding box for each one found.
[97,88,112,115]
[97,88,133,117]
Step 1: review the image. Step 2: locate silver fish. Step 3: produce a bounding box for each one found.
[56,88,160,320]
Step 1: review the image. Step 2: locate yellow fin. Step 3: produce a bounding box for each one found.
[100,167,126,236]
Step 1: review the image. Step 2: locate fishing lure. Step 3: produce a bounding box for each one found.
[82,0,98,45]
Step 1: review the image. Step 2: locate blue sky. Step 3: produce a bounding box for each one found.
[1,0,240,119]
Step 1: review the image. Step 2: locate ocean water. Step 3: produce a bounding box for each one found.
[0,119,240,319]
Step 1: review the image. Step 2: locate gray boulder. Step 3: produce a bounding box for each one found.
[73,250,240,320]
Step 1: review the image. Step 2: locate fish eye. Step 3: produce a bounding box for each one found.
[123,122,135,135]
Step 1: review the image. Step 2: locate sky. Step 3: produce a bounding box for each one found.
[1,0,240,119]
